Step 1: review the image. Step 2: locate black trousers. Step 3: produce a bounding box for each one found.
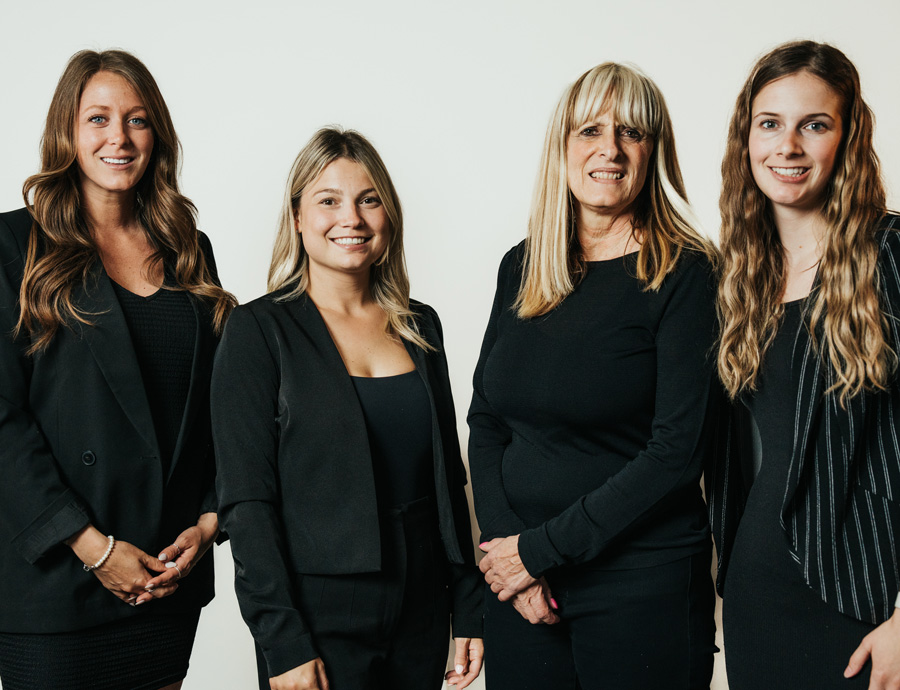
[483,548,716,690]
[256,497,451,690]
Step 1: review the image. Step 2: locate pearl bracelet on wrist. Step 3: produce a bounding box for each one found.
[83,535,115,572]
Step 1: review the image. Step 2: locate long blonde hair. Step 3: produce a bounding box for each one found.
[515,62,713,318]
[267,127,431,350]
[18,49,235,353]
[717,40,891,403]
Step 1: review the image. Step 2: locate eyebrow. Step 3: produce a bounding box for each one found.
[312,187,377,197]
[753,111,836,120]
[79,104,148,114]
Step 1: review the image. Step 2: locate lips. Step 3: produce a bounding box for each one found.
[101,157,135,165]
[769,166,810,182]
[589,170,624,180]
[331,237,371,246]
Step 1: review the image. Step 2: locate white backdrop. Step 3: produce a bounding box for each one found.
[2,1,899,688]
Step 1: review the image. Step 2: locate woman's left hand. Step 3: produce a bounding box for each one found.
[479,535,537,601]
[444,637,484,689]
[845,609,900,689]
[136,512,219,604]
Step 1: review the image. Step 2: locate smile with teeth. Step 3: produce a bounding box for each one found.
[771,167,808,177]
[101,157,134,164]
[331,237,370,246]
[589,171,624,180]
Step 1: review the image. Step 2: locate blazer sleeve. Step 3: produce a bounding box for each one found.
[516,256,718,577]
[466,248,528,541]
[213,305,318,677]
[422,305,483,638]
[197,230,221,517]
[0,212,91,564]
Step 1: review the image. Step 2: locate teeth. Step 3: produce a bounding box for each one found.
[589,171,624,180]
[333,237,368,245]
[772,167,806,176]
[101,158,131,164]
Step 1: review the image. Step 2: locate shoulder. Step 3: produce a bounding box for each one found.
[499,240,527,278]
[0,208,35,259]
[409,299,443,345]
[660,247,717,294]
[876,214,900,264]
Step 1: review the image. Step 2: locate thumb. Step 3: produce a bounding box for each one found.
[454,638,469,674]
[478,538,503,553]
[844,637,872,678]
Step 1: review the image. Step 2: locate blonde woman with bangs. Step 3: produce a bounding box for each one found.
[0,50,235,689]
[709,40,900,690]
[212,127,483,690]
[469,63,718,689]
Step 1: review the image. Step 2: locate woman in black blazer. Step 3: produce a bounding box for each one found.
[213,127,483,690]
[710,40,900,689]
[0,51,235,689]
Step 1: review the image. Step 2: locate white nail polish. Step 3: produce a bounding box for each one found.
[159,553,167,560]
[455,664,464,674]
[165,561,177,568]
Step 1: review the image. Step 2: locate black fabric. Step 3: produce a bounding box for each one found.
[213,295,482,677]
[111,282,195,480]
[707,216,900,625]
[254,498,450,690]
[468,244,718,576]
[351,370,434,509]
[0,607,200,690]
[0,208,221,633]
[483,549,716,690]
[723,300,875,689]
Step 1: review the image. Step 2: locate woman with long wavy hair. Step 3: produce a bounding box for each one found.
[0,49,235,689]
[212,127,483,690]
[709,40,900,689]
[468,62,718,689]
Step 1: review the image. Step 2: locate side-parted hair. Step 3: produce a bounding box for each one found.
[515,62,713,318]
[18,49,235,353]
[717,40,890,403]
[267,127,431,350]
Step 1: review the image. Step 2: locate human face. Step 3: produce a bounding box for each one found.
[748,71,843,220]
[296,158,389,281]
[566,111,654,228]
[76,71,154,203]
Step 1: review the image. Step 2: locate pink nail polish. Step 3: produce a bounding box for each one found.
[550,598,558,609]
[479,542,488,549]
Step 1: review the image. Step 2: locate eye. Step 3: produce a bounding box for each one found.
[578,126,598,137]
[319,198,336,206]
[128,117,148,127]
[619,126,643,142]
[360,196,381,206]
[805,121,827,133]
[759,119,778,130]
[88,115,106,124]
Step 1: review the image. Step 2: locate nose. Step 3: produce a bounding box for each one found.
[339,203,363,228]
[596,128,622,160]
[107,119,131,148]
[776,129,803,157]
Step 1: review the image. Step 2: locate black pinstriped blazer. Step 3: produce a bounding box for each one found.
[708,214,900,625]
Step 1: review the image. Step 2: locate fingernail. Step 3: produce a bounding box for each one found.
[479,542,488,549]
[455,664,464,674]
[144,585,155,592]
[135,599,147,606]
[550,598,558,609]
[165,561,177,568]
[159,553,167,560]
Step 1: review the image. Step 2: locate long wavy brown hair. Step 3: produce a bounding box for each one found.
[515,62,714,318]
[17,49,235,353]
[718,40,890,404]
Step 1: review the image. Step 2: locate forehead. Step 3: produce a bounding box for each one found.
[79,71,144,110]
[570,87,657,135]
[307,158,374,191]
[752,71,842,116]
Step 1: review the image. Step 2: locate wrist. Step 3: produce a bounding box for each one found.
[66,525,110,566]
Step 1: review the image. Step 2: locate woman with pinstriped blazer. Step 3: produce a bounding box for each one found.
[709,40,900,690]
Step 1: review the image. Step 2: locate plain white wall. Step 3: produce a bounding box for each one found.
[2,1,899,688]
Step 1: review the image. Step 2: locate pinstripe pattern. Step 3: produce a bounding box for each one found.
[708,215,900,625]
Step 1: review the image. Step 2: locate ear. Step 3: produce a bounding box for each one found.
[294,208,301,233]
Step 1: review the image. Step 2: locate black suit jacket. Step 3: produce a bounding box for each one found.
[0,207,220,633]
[707,215,900,625]
[212,290,483,676]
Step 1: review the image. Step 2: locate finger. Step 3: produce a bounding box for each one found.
[478,538,502,553]
[453,639,469,676]
[158,542,183,562]
[845,639,872,678]
[138,582,178,603]
[460,654,484,689]
[144,568,180,590]
[497,587,514,602]
[317,663,330,690]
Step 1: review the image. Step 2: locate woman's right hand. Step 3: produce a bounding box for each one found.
[269,658,329,690]
[66,525,172,604]
[511,577,560,625]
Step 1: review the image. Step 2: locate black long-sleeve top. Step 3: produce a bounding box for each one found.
[468,242,717,577]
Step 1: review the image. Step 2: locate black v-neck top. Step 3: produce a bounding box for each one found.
[111,281,195,478]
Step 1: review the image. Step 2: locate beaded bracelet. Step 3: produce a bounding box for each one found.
[83,535,115,572]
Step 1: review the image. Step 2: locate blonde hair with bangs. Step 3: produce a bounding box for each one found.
[267,127,431,351]
[515,62,712,318]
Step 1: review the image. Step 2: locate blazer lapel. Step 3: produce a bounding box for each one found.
[77,263,161,458]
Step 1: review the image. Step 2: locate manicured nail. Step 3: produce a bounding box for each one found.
[455,665,464,674]
[144,585,155,592]
[159,552,167,560]
[135,599,147,606]
[550,598,558,609]
[165,561,177,568]
[479,542,488,549]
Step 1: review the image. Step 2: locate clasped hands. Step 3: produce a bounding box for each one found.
[479,535,559,625]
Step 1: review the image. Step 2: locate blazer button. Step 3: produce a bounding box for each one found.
[81,451,96,466]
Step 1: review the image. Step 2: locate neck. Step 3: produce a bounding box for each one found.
[306,266,374,314]
[577,212,637,261]
[773,206,826,264]
[83,187,140,237]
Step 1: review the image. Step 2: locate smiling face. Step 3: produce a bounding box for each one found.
[748,71,843,221]
[566,111,654,228]
[296,157,389,281]
[75,71,154,204]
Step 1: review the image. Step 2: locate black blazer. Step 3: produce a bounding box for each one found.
[0,207,220,633]
[707,215,900,625]
[212,290,483,676]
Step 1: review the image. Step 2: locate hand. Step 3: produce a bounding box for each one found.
[445,637,484,689]
[67,525,171,604]
[510,578,560,625]
[139,512,219,604]
[479,535,537,601]
[269,658,329,690]
[845,609,900,689]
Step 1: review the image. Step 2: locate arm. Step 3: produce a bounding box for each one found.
[212,306,319,678]
[484,258,718,590]
[466,249,528,541]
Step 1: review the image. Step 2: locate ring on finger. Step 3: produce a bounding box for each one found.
[165,561,183,580]
[172,544,181,557]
